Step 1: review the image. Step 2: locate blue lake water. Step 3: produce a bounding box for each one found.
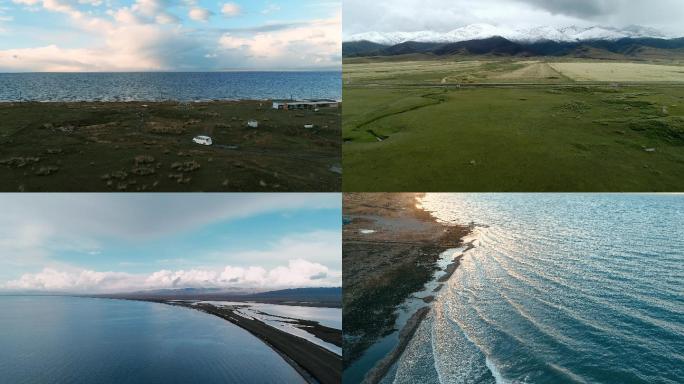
[0,72,341,102]
[0,296,305,384]
[382,194,684,384]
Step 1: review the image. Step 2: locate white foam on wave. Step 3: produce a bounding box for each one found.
[485,357,511,384]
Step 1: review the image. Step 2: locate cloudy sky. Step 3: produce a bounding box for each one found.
[0,193,341,293]
[344,0,684,37]
[0,0,340,71]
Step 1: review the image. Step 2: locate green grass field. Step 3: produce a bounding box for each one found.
[343,59,684,191]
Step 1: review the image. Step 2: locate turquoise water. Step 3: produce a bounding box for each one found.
[0,296,305,384]
[385,194,684,384]
[0,72,341,101]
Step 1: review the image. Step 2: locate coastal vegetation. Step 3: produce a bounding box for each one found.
[0,101,341,192]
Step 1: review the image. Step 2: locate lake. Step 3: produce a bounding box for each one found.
[0,296,306,384]
[381,194,684,384]
[0,72,341,102]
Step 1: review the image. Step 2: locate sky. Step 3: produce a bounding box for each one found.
[343,0,684,37]
[0,0,341,71]
[0,193,341,293]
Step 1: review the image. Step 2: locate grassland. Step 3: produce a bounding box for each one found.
[0,101,341,191]
[343,58,684,191]
[549,62,684,82]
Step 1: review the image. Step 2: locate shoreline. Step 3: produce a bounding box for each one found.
[0,98,342,104]
[177,301,341,384]
[114,298,342,384]
[343,193,472,383]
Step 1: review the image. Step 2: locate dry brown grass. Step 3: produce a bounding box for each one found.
[549,62,684,82]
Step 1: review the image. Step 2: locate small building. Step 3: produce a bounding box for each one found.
[272,99,339,110]
[247,119,259,128]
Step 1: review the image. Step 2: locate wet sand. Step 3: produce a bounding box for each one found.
[343,193,470,377]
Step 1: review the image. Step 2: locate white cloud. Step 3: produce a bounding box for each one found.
[3,268,142,292]
[261,3,280,15]
[3,0,341,71]
[1,0,189,71]
[12,0,41,5]
[221,2,240,17]
[219,13,341,69]
[188,7,212,22]
[211,230,341,270]
[78,0,102,6]
[3,258,340,293]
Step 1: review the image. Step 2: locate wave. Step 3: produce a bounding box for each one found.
[416,194,684,383]
[485,357,509,384]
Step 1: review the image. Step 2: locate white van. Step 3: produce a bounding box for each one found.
[192,135,213,145]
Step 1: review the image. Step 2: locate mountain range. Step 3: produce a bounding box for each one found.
[97,286,343,307]
[345,24,672,45]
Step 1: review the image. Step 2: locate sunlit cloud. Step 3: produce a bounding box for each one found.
[0,0,341,71]
[219,12,341,69]
[4,258,340,293]
[221,2,241,17]
[188,7,212,22]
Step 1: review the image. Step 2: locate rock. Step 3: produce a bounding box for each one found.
[134,155,155,165]
[0,157,40,168]
[111,170,128,180]
[170,160,200,172]
[35,166,59,176]
[131,166,155,176]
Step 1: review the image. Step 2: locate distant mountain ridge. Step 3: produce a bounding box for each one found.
[97,286,343,307]
[343,36,684,59]
[345,24,672,45]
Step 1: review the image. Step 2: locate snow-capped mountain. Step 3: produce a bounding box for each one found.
[345,24,670,44]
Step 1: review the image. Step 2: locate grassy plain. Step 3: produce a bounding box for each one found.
[0,101,341,191]
[343,58,684,191]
